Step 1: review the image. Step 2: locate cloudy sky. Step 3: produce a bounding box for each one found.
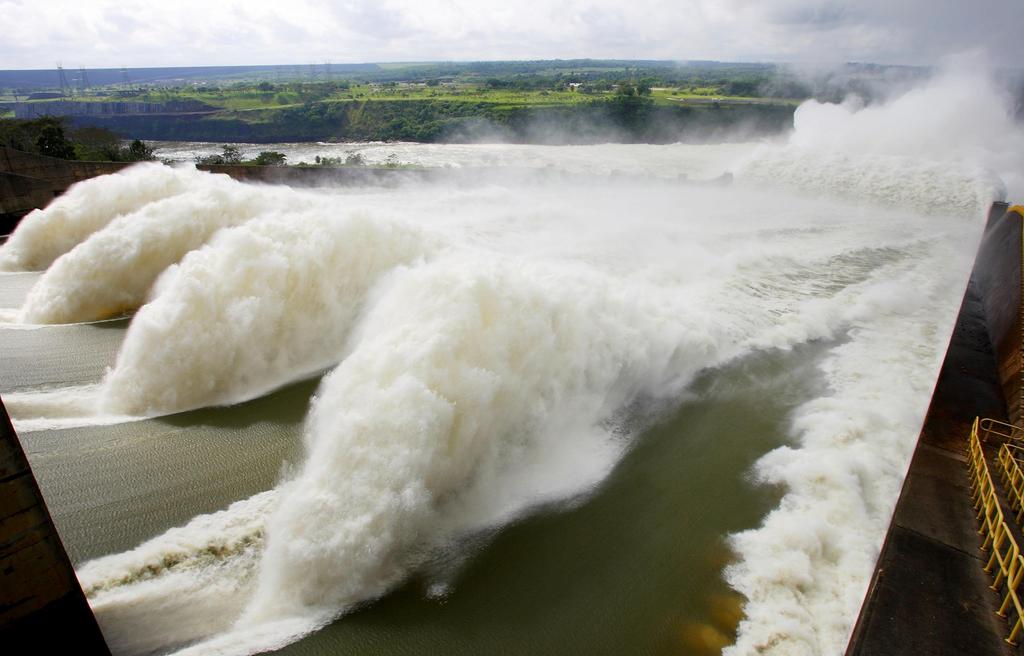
[1,0,1021,70]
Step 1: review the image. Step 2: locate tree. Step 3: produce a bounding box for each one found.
[35,123,76,159]
[197,145,243,166]
[604,92,654,134]
[126,139,156,161]
[68,128,155,162]
[70,126,121,161]
[220,145,242,164]
[252,150,286,166]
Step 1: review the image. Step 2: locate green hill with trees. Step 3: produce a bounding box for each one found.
[0,59,954,148]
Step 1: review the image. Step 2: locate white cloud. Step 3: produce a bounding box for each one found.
[0,0,1021,69]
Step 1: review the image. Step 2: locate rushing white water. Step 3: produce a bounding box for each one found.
[100,210,433,416]
[78,492,278,655]
[19,174,308,324]
[737,71,1015,217]
[723,249,968,655]
[5,64,1021,656]
[0,163,207,272]
[64,193,966,655]
[719,62,1023,656]
[153,140,757,181]
[239,257,713,622]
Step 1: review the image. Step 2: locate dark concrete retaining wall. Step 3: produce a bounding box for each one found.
[196,163,434,187]
[0,396,109,654]
[975,207,1024,425]
[0,147,130,235]
[0,172,62,233]
[0,147,130,191]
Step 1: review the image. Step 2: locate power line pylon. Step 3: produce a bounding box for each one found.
[57,63,71,98]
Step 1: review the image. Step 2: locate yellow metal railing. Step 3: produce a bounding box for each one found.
[969,417,1024,644]
[998,443,1024,525]
[979,417,1024,444]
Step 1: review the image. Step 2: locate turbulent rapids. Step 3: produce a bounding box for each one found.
[0,67,1022,656]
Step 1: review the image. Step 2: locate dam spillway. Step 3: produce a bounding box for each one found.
[0,94,1020,656]
[4,197,1023,655]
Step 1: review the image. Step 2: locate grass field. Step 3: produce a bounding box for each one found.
[2,72,802,145]
[8,82,800,113]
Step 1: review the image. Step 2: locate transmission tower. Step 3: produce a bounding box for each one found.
[120,66,131,90]
[78,67,89,95]
[57,63,71,98]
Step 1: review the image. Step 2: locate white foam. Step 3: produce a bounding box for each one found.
[98,210,433,416]
[724,251,969,654]
[79,491,278,655]
[736,61,1020,215]
[69,185,990,656]
[0,163,208,271]
[722,61,1014,655]
[239,257,710,626]
[2,385,142,432]
[19,176,304,324]
[155,217,974,655]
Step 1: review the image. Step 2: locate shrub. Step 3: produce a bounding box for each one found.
[252,150,286,166]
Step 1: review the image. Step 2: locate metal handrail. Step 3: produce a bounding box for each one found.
[968,417,1024,644]
[980,417,1024,444]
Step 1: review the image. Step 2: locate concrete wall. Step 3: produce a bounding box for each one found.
[0,147,130,190]
[973,205,1023,424]
[0,147,131,235]
[196,163,434,187]
[0,397,109,653]
[14,100,214,119]
[0,172,61,232]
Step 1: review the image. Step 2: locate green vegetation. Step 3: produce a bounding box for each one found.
[34,121,76,159]
[3,60,819,144]
[195,145,243,165]
[312,154,365,167]
[71,126,155,161]
[195,146,288,166]
[302,152,417,169]
[0,117,155,161]
[52,94,794,145]
[37,70,803,115]
[251,150,287,166]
